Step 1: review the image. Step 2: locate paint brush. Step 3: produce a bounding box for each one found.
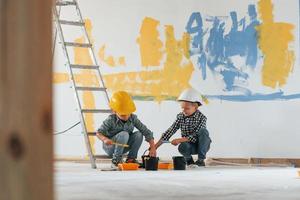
[112,142,129,147]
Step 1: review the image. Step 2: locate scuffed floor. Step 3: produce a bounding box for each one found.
[55,162,300,200]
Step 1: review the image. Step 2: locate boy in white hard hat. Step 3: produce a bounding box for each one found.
[155,88,211,166]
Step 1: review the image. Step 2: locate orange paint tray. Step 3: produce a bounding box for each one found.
[118,163,139,171]
[158,162,173,170]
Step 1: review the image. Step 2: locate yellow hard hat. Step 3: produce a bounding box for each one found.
[109,91,136,115]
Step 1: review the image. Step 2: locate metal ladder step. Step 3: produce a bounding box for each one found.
[56,1,76,6]
[75,86,106,91]
[87,132,96,136]
[81,109,112,113]
[59,20,85,26]
[64,42,92,48]
[70,64,99,69]
[94,155,111,159]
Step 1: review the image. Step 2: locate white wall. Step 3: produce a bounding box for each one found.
[54,0,300,159]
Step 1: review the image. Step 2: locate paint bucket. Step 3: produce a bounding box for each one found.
[141,155,149,168]
[145,156,159,171]
[172,156,186,170]
[141,149,149,168]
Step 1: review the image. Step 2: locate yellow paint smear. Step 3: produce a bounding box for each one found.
[98,45,126,67]
[136,17,163,67]
[257,0,295,88]
[182,32,191,59]
[104,23,194,101]
[74,36,99,153]
[118,56,126,66]
[53,73,69,83]
[64,19,102,154]
[55,18,194,105]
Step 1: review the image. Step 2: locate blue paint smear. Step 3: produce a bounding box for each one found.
[185,12,204,50]
[245,4,260,67]
[224,11,247,57]
[183,5,300,102]
[211,58,249,92]
[185,5,264,97]
[186,12,208,80]
[198,53,207,79]
[206,17,225,70]
[207,92,300,102]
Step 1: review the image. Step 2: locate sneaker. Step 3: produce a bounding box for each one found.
[125,158,142,167]
[187,164,200,169]
[186,157,195,165]
[195,159,205,167]
[111,157,123,167]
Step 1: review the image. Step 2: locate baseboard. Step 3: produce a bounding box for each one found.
[207,158,300,167]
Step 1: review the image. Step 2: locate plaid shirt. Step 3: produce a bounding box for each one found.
[161,110,207,143]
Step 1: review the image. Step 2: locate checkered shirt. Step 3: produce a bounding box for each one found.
[161,110,207,143]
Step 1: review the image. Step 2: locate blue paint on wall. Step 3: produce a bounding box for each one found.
[185,12,204,49]
[207,92,300,102]
[186,5,260,93]
[186,12,208,79]
[206,17,225,71]
[245,4,260,67]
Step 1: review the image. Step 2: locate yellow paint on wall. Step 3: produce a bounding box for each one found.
[181,32,191,59]
[53,36,99,154]
[53,73,70,83]
[84,19,93,43]
[98,45,105,61]
[162,25,194,97]
[98,45,126,67]
[118,56,126,66]
[104,24,194,101]
[257,0,295,88]
[70,18,103,154]
[106,56,116,67]
[53,72,102,85]
[55,17,194,102]
[136,17,163,67]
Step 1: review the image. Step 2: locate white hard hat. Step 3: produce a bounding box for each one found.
[177,88,202,105]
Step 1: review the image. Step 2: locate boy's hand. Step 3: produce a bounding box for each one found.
[171,138,181,146]
[103,138,114,145]
[154,140,163,149]
[149,147,157,157]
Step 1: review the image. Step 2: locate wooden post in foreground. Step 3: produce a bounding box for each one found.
[0,0,53,199]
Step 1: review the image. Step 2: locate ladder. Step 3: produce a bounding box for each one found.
[53,0,111,168]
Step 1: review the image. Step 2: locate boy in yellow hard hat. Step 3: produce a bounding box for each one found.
[155,88,212,167]
[96,91,156,167]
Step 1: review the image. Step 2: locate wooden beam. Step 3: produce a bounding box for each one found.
[0,0,53,199]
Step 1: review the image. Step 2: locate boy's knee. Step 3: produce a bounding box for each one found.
[178,142,190,154]
[133,131,143,137]
[197,128,211,139]
[116,131,129,140]
[197,128,209,135]
[197,129,212,146]
[132,131,143,141]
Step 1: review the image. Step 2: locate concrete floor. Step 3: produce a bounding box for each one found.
[55,161,300,200]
